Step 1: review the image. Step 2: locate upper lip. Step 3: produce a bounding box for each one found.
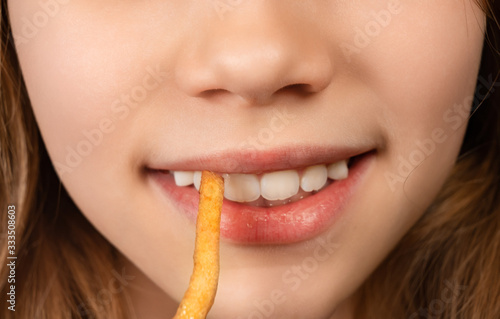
[146,144,375,174]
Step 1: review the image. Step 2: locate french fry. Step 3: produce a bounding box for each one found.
[174,171,224,319]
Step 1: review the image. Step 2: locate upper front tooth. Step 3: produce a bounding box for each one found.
[223,174,260,202]
[173,171,195,187]
[260,170,300,201]
[193,171,202,191]
[300,165,328,192]
[327,160,348,180]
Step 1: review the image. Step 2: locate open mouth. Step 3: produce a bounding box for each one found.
[148,149,375,244]
[169,159,349,207]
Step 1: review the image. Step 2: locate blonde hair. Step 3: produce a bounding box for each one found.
[1,1,499,318]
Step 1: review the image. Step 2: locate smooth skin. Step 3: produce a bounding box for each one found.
[9,1,485,318]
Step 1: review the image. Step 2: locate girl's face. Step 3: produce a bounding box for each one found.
[9,1,485,318]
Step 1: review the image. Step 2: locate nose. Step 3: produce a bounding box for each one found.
[175,3,334,105]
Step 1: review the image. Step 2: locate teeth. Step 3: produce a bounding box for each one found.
[171,159,350,203]
[193,171,202,191]
[300,165,328,192]
[327,160,348,180]
[260,170,300,201]
[173,171,194,187]
[223,174,260,202]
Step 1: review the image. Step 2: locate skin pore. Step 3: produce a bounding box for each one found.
[8,1,485,318]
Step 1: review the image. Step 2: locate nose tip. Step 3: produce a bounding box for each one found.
[175,13,334,105]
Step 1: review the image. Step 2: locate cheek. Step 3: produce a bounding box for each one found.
[346,1,484,202]
[9,1,185,172]
[8,2,204,299]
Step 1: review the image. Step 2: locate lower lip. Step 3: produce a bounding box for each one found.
[150,153,374,244]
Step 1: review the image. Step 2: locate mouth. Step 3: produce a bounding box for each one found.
[147,147,375,244]
[171,159,349,206]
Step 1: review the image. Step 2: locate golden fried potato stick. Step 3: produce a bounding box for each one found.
[174,171,224,319]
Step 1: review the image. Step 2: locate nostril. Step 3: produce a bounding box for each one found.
[199,88,228,99]
[276,83,316,97]
[279,83,312,91]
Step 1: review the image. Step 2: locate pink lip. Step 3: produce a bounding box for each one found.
[148,149,375,244]
[148,145,372,174]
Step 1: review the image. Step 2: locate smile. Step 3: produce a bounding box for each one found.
[170,159,349,206]
[148,147,375,244]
